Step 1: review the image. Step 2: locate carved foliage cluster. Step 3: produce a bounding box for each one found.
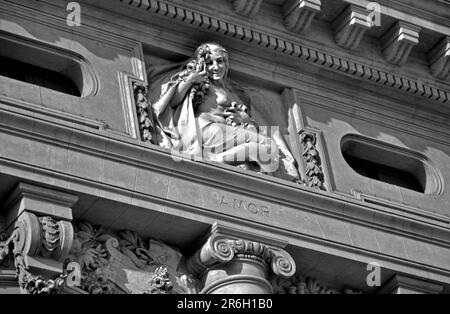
[272,275,362,294]
[67,221,196,294]
[39,216,61,258]
[142,266,173,294]
[300,131,325,190]
[188,235,296,279]
[14,253,66,294]
[134,83,155,143]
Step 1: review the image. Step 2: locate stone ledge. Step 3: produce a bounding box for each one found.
[0,108,448,249]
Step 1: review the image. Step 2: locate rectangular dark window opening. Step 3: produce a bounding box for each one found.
[343,154,424,193]
[0,56,81,96]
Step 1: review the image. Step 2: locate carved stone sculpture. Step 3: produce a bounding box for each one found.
[300,131,325,190]
[134,82,155,143]
[66,221,199,294]
[272,275,362,294]
[0,212,73,294]
[148,43,302,183]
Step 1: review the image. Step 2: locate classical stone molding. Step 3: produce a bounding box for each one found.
[2,182,78,228]
[332,5,372,50]
[119,0,450,103]
[0,212,73,294]
[381,22,421,66]
[283,0,321,34]
[377,274,443,294]
[232,0,262,17]
[272,275,362,294]
[429,37,450,80]
[300,131,325,190]
[133,82,155,143]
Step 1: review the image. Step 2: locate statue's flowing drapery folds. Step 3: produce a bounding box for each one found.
[148,43,302,182]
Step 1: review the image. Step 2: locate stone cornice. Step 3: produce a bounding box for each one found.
[119,0,449,104]
[381,21,421,66]
[283,0,321,34]
[232,0,262,17]
[332,5,372,50]
[429,37,450,80]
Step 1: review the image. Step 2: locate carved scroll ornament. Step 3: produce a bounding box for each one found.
[186,234,296,279]
[0,213,73,294]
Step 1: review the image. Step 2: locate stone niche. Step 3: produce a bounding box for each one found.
[141,48,328,190]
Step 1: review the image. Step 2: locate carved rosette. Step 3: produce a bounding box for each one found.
[300,130,325,190]
[133,82,155,143]
[186,234,296,293]
[0,212,74,294]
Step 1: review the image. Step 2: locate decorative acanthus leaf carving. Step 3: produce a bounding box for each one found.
[133,83,155,143]
[67,221,199,294]
[15,253,66,294]
[300,130,325,190]
[186,234,296,279]
[39,216,61,257]
[272,275,362,294]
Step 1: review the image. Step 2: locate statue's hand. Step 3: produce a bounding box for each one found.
[187,65,208,85]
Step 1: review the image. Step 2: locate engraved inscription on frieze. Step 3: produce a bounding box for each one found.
[219,195,271,217]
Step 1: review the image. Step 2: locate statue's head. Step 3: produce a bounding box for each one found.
[194,43,229,82]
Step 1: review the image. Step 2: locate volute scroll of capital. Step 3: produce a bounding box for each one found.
[186,234,296,280]
[0,212,74,294]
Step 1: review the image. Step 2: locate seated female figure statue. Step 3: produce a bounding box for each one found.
[151,43,301,182]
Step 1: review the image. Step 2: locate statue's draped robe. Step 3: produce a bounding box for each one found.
[148,63,301,181]
[150,63,203,157]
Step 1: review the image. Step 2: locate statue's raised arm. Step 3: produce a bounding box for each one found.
[150,43,302,183]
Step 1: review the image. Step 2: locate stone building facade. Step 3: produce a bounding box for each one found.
[0,0,449,294]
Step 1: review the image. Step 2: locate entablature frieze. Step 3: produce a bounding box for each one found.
[0,107,449,284]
